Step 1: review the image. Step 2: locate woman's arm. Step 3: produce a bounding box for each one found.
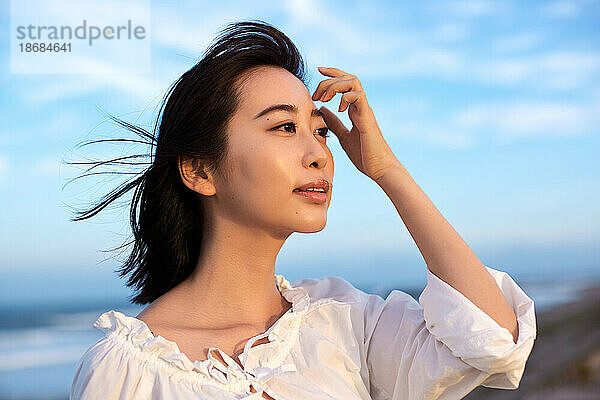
[374,162,519,343]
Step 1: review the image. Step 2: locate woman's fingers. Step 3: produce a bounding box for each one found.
[311,77,337,100]
[318,106,349,138]
[317,78,356,102]
[314,78,365,114]
[338,90,365,112]
[317,66,347,77]
[312,76,353,100]
[312,67,361,101]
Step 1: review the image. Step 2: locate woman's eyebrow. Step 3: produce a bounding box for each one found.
[254,103,325,120]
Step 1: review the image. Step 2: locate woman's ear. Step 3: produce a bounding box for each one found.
[177,155,217,196]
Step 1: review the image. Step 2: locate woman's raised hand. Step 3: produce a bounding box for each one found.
[312,66,401,182]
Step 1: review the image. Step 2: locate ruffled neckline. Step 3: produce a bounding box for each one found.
[92,274,310,393]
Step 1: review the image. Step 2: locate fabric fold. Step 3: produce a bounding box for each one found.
[418,264,537,387]
[94,310,200,372]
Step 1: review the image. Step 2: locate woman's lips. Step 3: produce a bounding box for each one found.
[293,190,327,204]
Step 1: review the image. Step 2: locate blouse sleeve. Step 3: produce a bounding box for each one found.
[70,336,152,400]
[363,264,537,400]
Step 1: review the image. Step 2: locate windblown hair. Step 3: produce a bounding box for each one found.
[67,19,308,304]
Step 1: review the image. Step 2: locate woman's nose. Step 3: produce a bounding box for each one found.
[299,128,329,169]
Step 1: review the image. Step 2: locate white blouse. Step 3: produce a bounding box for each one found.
[70,265,537,400]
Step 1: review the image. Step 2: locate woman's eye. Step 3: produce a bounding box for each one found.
[316,127,330,138]
[273,123,330,139]
[278,122,296,133]
[271,122,297,134]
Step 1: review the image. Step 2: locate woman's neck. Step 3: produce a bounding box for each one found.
[142,216,292,329]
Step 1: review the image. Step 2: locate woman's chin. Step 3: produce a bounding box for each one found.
[294,218,327,233]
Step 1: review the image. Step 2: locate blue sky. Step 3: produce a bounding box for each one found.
[1,0,599,299]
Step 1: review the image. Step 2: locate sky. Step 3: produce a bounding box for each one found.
[1,0,599,302]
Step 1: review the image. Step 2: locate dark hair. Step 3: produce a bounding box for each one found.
[67,19,308,304]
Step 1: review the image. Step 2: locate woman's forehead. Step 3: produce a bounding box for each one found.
[238,77,312,118]
[238,66,309,99]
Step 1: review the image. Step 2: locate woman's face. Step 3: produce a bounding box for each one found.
[213,65,334,239]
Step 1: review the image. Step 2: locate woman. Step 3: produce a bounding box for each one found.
[70,19,536,400]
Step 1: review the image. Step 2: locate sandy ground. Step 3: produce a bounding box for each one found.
[464,281,600,399]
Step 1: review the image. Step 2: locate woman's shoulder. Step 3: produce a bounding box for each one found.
[290,274,377,306]
[290,274,421,332]
[77,310,206,375]
[74,328,130,373]
[76,310,162,369]
[71,315,153,398]
[72,310,212,395]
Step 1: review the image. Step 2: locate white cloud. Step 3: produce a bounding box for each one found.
[491,31,545,53]
[13,1,185,105]
[285,0,379,57]
[372,108,477,149]
[28,156,63,178]
[282,3,598,93]
[149,4,223,55]
[541,0,582,17]
[452,99,600,137]
[19,2,297,104]
[426,130,474,149]
[349,47,463,81]
[23,78,106,104]
[375,95,600,149]
[478,52,600,89]
[286,0,319,25]
[21,1,596,110]
[399,49,463,74]
[18,50,170,105]
[0,155,7,180]
[15,0,150,27]
[432,24,469,43]
[11,2,600,150]
[23,65,168,105]
[435,0,498,17]
[150,1,294,57]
